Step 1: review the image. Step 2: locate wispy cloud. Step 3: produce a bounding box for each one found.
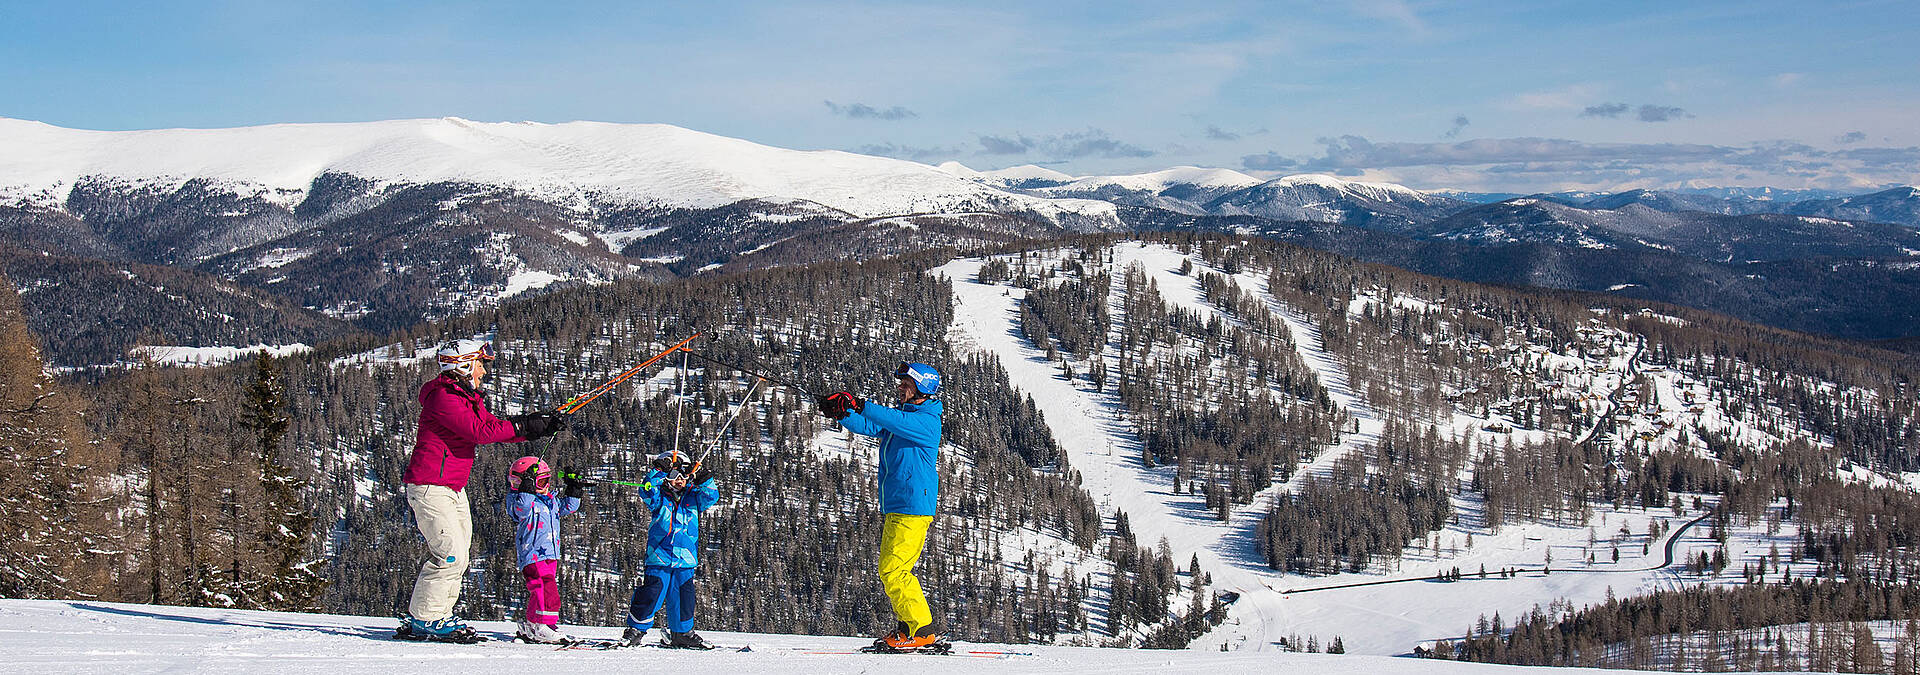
[1581,102,1630,118]
[976,129,1155,159]
[1636,104,1690,122]
[1444,114,1470,139]
[1581,102,1691,122]
[1242,134,1920,192]
[1836,131,1867,145]
[1205,125,1240,141]
[977,134,1034,155]
[824,100,917,121]
[856,142,960,161]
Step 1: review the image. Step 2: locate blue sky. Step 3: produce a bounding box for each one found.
[3,0,1916,192]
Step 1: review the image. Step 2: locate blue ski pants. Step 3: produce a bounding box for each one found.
[626,565,697,633]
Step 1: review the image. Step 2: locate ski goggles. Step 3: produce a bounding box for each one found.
[437,342,497,366]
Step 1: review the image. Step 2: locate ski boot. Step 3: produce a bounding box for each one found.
[862,622,948,654]
[663,630,717,650]
[622,627,650,648]
[516,620,573,645]
[395,614,482,644]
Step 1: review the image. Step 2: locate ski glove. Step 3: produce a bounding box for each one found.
[561,466,593,499]
[818,391,861,420]
[511,410,567,441]
[514,467,542,494]
[691,465,713,484]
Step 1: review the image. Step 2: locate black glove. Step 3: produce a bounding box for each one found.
[510,413,553,441]
[561,466,591,499]
[691,465,713,484]
[542,410,569,432]
[651,452,676,472]
[514,468,541,494]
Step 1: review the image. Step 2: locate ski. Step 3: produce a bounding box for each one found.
[789,641,1031,657]
[391,625,487,645]
[550,639,748,652]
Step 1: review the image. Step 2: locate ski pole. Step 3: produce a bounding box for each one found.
[530,332,703,457]
[685,377,764,480]
[557,471,655,491]
[677,349,817,397]
[555,332,704,415]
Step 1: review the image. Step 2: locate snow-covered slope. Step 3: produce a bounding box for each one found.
[937,162,1076,189]
[0,599,1642,674]
[1039,166,1264,194]
[0,117,1117,224]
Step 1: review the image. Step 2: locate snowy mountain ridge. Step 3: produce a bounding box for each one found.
[0,116,1119,224]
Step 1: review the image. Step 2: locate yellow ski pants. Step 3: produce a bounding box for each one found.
[878,513,933,634]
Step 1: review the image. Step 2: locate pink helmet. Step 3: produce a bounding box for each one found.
[508,456,552,492]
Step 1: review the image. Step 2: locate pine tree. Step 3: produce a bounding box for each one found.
[0,274,111,598]
[241,352,326,610]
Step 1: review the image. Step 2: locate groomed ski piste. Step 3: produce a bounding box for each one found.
[2,599,1647,673]
[933,242,1810,656]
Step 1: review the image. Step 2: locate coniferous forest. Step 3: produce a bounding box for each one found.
[4,231,1919,664]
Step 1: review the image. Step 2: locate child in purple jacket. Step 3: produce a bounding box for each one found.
[505,456,586,644]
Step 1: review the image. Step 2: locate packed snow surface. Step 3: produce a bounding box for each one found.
[0,599,1647,674]
[0,117,1117,222]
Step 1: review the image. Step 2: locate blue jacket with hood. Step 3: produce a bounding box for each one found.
[641,469,720,568]
[838,398,943,516]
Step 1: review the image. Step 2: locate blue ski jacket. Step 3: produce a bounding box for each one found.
[508,491,581,568]
[839,398,943,516]
[642,470,719,569]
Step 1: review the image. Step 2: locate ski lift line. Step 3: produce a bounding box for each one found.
[675,349,818,397]
[555,332,703,415]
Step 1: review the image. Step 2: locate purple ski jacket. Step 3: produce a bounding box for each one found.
[508,491,581,567]
[404,374,524,490]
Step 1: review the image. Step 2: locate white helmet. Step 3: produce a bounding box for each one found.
[435,339,496,375]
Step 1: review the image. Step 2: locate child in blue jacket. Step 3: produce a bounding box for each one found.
[622,449,720,649]
[504,456,586,644]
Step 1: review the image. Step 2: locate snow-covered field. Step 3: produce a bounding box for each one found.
[0,599,1650,674]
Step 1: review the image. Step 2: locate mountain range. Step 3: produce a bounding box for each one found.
[1,116,1917,365]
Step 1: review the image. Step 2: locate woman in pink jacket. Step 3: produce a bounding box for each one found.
[396,338,563,643]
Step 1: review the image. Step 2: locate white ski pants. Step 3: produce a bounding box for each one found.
[406,483,472,621]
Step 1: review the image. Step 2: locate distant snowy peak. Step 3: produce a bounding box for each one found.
[1265,173,1435,201]
[0,117,1117,223]
[1204,173,1470,228]
[939,162,1076,189]
[1048,166,1264,192]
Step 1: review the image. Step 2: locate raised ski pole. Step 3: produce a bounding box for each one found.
[684,377,764,479]
[531,332,703,456]
[676,349,816,397]
[555,332,704,416]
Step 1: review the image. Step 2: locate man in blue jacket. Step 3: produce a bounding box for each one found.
[819,361,944,652]
[621,450,720,649]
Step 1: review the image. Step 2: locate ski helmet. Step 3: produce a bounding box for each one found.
[508,456,552,492]
[436,338,496,376]
[896,362,940,397]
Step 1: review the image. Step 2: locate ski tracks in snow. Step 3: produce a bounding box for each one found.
[933,243,1384,651]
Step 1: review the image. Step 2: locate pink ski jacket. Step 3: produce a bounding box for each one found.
[404,375,523,490]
